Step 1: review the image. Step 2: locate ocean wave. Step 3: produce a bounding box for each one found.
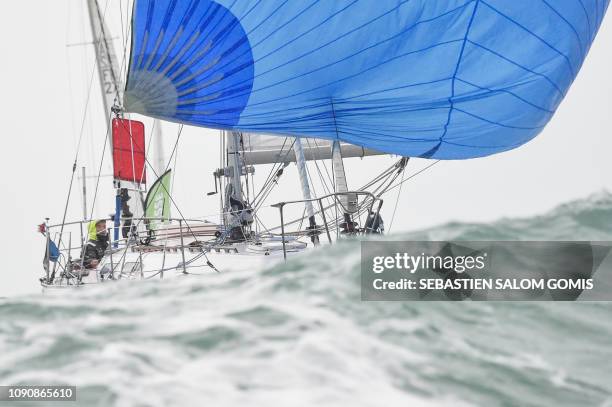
[1,192,611,406]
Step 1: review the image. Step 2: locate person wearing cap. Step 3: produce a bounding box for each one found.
[81,219,109,269]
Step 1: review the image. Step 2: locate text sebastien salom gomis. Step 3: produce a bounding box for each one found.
[370,252,593,291]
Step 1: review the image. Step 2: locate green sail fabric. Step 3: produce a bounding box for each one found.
[145,170,172,231]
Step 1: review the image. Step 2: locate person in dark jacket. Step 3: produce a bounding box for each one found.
[82,219,109,269]
[119,188,137,240]
[364,211,384,234]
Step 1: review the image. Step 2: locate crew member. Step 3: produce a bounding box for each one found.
[82,219,109,268]
[364,211,384,234]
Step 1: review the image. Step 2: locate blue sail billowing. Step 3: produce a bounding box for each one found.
[124,0,609,159]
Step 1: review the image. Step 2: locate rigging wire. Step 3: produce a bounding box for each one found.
[170,129,181,195]
[264,159,399,233]
[264,157,437,234]
[387,167,406,233]
[121,124,205,245]
[118,0,126,61]
[384,160,441,194]
[326,159,441,234]
[252,138,296,210]
[311,138,335,189]
[251,137,291,204]
[107,125,220,274]
[164,124,184,173]
[75,0,112,165]
[138,117,158,188]
[77,0,97,170]
[310,138,341,222]
[303,138,335,213]
[64,2,78,148]
[88,113,113,220]
[50,0,113,282]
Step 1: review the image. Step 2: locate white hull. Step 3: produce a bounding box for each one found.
[42,237,309,289]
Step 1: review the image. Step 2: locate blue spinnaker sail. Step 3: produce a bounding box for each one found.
[124,0,609,159]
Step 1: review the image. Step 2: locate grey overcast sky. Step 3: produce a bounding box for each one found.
[0,1,610,296]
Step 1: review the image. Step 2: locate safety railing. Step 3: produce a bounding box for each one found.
[41,217,220,285]
[271,191,383,259]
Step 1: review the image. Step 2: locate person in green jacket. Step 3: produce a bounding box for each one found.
[81,219,109,268]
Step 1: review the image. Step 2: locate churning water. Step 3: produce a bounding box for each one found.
[1,193,612,407]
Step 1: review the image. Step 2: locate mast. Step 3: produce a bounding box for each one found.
[293,139,319,245]
[331,141,357,234]
[222,131,255,241]
[227,132,243,202]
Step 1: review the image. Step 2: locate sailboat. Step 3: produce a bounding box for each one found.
[39,0,609,288]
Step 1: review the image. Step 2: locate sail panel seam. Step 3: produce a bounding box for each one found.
[439,0,479,145]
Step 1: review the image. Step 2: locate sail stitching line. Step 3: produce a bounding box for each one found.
[466,40,565,96]
[422,0,480,158]
[159,0,256,82]
[455,78,555,114]
[210,39,463,110]
[176,3,469,103]
[481,1,576,76]
[575,0,592,41]
[541,0,585,57]
[194,0,408,90]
